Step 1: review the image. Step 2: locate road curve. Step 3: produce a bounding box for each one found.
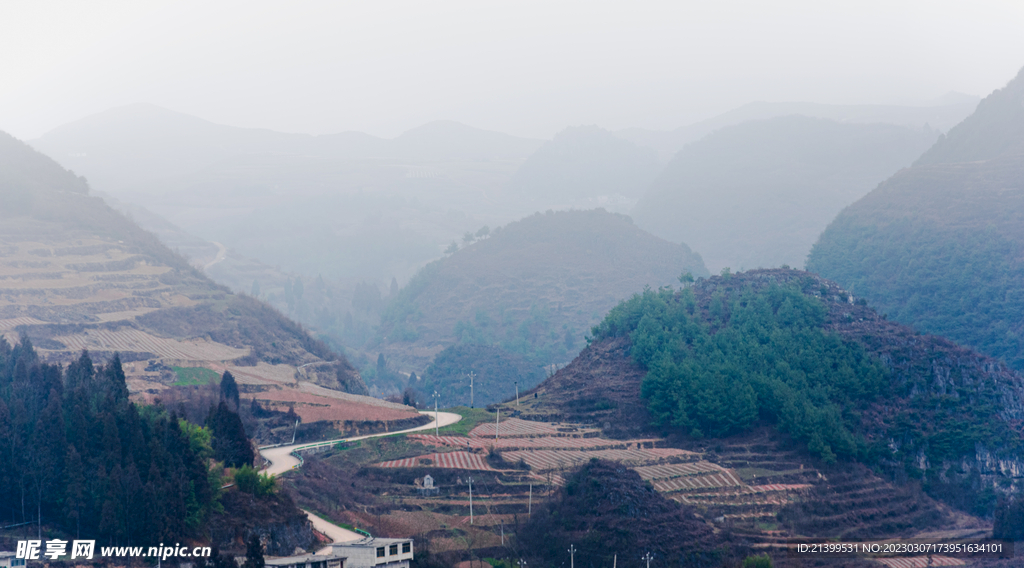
[305,510,363,544]
[258,411,462,544]
[260,411,462,476]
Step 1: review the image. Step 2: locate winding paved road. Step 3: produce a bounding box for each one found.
[258,411,462,544]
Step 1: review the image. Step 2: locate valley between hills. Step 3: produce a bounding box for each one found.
[4,57,1024,568]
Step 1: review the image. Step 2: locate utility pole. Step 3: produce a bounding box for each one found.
[291,418,299,444]
[613,555,616,568]
[517,560,527,568]
[642,552,653,568]
[495,407,500,440]
[568,544,576,568]
[500,522,504,546]
[468,371,476,407]
[528,483,532,517]
[433,391,440,437]
[468,476,474,524]
[514,381,519,406]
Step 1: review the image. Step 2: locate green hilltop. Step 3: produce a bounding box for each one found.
[533,269,1024,516]
[372,208,708,401]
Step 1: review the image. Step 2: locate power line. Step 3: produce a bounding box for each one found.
[432,391,440,437]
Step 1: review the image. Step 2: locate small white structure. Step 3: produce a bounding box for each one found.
[264,551,347,568]
[418,475,438,496]
[318,538,413,568]
[0,552,26,568]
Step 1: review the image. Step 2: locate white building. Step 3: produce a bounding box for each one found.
[0,552,26,568]
[317,538,413,568]
[264,551,347,568]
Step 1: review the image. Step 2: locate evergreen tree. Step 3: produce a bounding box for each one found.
[220,371,240,411]
[207,402,254,468]
[0,338,215,546]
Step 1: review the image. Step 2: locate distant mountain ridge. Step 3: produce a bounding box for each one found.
[617,96,978,161]
[506,125,660,212]
[31,103,544,194]
[632,115,938,272]
[914,68,1024,166]
[809,65,1024,372]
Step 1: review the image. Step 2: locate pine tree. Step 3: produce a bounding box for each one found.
[220,371,240,411]
[64,446,85,538]
[207,402,254,468]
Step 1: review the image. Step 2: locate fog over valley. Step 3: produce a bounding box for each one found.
[3,2,1024,566]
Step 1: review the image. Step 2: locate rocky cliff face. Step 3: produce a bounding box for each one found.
[210,491,316,556]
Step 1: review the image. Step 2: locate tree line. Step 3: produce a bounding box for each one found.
[0,336,254,547]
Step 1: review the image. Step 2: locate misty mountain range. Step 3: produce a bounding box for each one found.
[19,93,982,387]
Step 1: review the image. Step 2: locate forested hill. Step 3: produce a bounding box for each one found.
[527,269,1024,515]
[913,66,1024,166]
[374,209,708,396]
[631,116,938,273]
[808,64,1024,372]
[0,131,365,394]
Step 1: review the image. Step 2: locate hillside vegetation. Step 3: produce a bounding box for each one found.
[0,130,365,394]
[808,65,1024,372]
[417,344,543,407]
[632,116,938,272]
[373,209,708,387]
[561,269,1024,515]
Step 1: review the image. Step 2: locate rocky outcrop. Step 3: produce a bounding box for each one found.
[209,490,315,556]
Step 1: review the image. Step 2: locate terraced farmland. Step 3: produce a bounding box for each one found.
[309,409,997,568]
[469,417,583,437]
[0,316,46,331]
[502,447,691,471]
[377,451,495,471]
[411,433,661,451]
[57,327,248,360]
[255,388,420,423]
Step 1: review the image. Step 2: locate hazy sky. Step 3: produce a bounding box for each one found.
[2,0,1023,140]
